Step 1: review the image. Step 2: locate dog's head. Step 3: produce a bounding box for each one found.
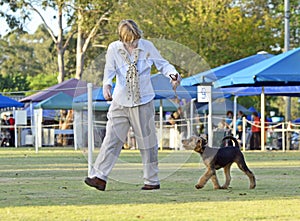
[182,136,207,153]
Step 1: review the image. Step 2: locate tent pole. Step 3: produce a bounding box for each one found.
[87,83,93,176]
[284,0,291,151]
[190,98,196,136]
[197,85,212,146]
[34,108,42,153]
[30,101,33,136]
[261,87,265,151]
[159,99,163,151]
[233,96,238,136]
[242,116,246,151]
[208,86,213,147]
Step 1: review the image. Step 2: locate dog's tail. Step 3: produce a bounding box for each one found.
[221,135,240,148]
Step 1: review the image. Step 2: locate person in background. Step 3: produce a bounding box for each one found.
[8,114,15,147]
[236,110,246,143]
[250,111,261,150]
[84,19,181,191]
[224,110,233,136]
[1,115,8,126]
[1,115,9,147]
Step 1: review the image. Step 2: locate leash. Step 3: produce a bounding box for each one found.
[169,73,179,101]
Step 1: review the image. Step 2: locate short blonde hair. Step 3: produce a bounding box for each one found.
[118,19,143,43]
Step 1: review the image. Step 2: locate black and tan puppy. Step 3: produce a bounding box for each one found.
[182,135,256,190]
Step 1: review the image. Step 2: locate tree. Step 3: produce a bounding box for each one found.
[290,0,300,49]
[278,0,300,49]
[29,25,58,76]
[73,0,115,80]
[0,73,30,95]
[0,33,41,77]
[26,73,57,96]
[0,0,75,83]
[109,0,283,77]
[0,25,59,93]
[26,0,75,83]
[0,0,120,82]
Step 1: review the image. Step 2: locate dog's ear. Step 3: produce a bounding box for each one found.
[194,145,201,153]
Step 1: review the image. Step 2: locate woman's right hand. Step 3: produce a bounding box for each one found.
[103,84,112,101]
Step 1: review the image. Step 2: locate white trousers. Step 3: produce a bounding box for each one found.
[90,100,159,185]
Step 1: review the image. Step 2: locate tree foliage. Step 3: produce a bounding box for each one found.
[72,0,116,79]
[0,25,59,95]
[0,74,29,94]
[108,0,284,76]
[287,0,300,49]
[0,33,41,77]
[26,73,58,96]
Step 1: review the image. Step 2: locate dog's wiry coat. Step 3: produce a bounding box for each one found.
[182,135,256,190]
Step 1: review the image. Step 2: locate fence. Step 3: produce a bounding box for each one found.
[2,114,299,152]
[240,117,300,151]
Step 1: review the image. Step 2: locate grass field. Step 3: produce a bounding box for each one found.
[0,147,300,221]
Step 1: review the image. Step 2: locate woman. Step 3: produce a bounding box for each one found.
[84,19,181,191]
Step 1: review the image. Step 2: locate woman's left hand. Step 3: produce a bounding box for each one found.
[169,73,181,90]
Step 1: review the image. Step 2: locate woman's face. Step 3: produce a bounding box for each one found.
[123,39,139,50]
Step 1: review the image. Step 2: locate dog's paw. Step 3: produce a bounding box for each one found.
[195,184,204,189]
[249,184,256,189]
[213,186,222,189]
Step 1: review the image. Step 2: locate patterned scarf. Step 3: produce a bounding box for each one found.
[119,49,140,104]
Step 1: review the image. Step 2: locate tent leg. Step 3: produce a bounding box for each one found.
[260,87,265,151]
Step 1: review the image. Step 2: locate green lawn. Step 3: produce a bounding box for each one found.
[0,148,300,221]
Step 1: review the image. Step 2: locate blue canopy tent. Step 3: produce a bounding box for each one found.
[25,105,59,120]
[20,78,88,103]
[151,73,197,100]
[181,51,274,86]
[73,84,116,103]
[74,73,198,108]
[221,85,300,97]
[214,47,300,88]
[72,74,186,150]
[0,94,24,109]
[73,74,196,150]
[74,98,178,112]
[197,98,251,115]
[34,92,74,110]
[21,79,89,148]
[74,87,105,103]
[213,47,300,150]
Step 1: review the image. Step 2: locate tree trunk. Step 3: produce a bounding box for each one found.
[27,2,66,83]
[75,8,110,80]
[75,12,84,80]
[56,4,65,83]
[57,49,65,83]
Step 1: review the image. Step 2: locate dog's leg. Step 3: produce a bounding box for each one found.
[236,157,256,189]
[210,171,221,189]
[221,163,232,189]
[195,167,218,189]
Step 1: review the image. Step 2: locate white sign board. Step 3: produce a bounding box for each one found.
[15,110,27,125]
[197,85,211,103]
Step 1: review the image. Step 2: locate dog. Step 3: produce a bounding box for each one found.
[182,135,256,190]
